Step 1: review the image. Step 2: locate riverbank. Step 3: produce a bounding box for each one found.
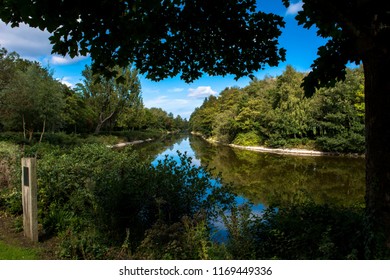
[191,132,363,157]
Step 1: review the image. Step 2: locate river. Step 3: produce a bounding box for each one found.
[136,135,365,209]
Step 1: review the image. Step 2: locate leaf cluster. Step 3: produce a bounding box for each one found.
[0,0,286,82]
[35,144,234,259]
[285,0,390,95]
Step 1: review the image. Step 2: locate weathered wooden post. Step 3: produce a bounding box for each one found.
[21,157,38,242]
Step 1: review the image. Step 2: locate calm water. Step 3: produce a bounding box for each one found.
[138,135,365,208]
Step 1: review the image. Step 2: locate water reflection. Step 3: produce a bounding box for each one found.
[189,136,365,207]
[137,135,365,208]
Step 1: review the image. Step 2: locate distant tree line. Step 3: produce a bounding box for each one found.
[189,65,365,153]
[0,47,188,140]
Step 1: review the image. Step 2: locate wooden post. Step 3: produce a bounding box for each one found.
[21,158,38,242]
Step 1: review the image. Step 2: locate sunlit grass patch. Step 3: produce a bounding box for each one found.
[0,240,38,260]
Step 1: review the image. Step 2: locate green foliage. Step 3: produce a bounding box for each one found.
[149,151,235,222]
[250,202,365,259]
[35,144,234,259]
[0,0,285,83]
[76,65,142,134]
[0,57,64,140]
[0,141,22,214]
[233,131,262,146]
[222,204,255,259]
[0,187,22,215]
[0,132,27,144]
[190,66,365,153]
[189,96,218,137]
[108,129,164,142]
[1,46,185,136]
[135,213,229,260]
[290,1,387,95]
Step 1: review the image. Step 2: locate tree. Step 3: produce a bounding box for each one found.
[189,95,219,137]
[282,0,390,255]
[0,55,64,141]
[313,67,365,153]
[145,107,172,130]
[0,47,18,92]
[117,103,145,131]
[61,86,95,133]
[76,65,142,134]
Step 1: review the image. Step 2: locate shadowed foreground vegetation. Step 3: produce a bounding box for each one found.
[1,137,388,259]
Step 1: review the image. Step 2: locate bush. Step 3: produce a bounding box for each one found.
[316,133,365,153]
[0,142,22,214]
[233,132,263,146]
[39,132,82,147]
[135,213,229,260]
[36,144,235,259]
[0,132,27,144]
[222,204,256,259]
[249,202,365,259]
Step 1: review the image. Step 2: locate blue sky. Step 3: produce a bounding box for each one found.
[0,1,327,119]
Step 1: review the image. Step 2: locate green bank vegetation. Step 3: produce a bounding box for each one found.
[0,47,188,140]
[190,66,365,154]
[1,139,383,259]
[0,140,234,259]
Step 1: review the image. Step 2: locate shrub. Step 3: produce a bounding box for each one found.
[37,144,235,259]
[250,202,365,259]
[315,133,365,153]
[0,141,22,214]
[135,213,230,260]
[233,132,263,146]
[0,132,27,144]
[222,203,256,259]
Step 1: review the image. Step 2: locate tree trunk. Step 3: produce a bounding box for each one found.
[22,114,26,140]
[94,121,103,135]
[363,52,390,256]
[94,111,116,134]
[39,118,46,144]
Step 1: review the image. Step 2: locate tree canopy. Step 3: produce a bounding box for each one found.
[0,47,188,137]
[190,66,365,153]
[0,0,286,82]
[282,0,390,94]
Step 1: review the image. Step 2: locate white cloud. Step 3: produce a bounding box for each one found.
[0,21,52,58]
[285,1,303,16]
[144,96,189,108]
[0,21,89,65]
[188,86,217,99]
[50,55,88,65]
[144,95,169,108]
[143,95,199,119]
[143,87,161,95]
[169,87,185,93]
[56,77,75,88]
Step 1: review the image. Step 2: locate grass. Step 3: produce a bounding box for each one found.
[0,240,39,260]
